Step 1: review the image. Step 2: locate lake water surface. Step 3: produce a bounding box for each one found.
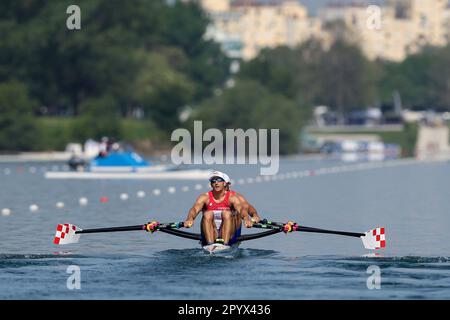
[1,158,449,299]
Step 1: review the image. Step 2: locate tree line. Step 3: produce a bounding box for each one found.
[0,1,449,153]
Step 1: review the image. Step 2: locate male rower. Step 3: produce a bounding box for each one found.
[223,175,261,225]
[183,171,253,246]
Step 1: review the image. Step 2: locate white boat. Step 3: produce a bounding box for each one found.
[51,149,212,180]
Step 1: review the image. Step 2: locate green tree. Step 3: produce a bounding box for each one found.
[0,81,38,151]
[163,1,230,101]
[0,0,230,132]
[316,40,376,122]
[130,50,195,132]
[429,45,450,110]
[71,95,122,142]
[191,80,308,154]
[240,38,376,119]
[376,47,437,109]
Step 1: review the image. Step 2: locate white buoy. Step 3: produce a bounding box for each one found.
[56,202,65,209]
[79,197,88,206]
[181,186,189,192]
[29,204,39,212]
[137,191,146,198]
[168,187,176,194]
[29,167,37,174]
[120,193,129,201]
[195,184,202,190]
[1,208,11,216]
[153,189,161,196]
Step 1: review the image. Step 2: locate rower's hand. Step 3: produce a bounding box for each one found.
[244,219,253,228]
[184,220,194,228]
[251,216,261,223]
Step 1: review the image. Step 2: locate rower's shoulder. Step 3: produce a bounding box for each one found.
[228,192,240,202]
[230,190,244,200]
[197,192,209,201]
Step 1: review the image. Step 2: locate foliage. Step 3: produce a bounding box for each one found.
[190,80,309,154]
[71,95,122,142]
[0,0,230,129]
[240,39,376,120]
[0,81,38,151]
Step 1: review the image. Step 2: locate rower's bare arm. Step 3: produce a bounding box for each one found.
[248,204,261,222]
[184,194,207,228]
[231,195,252,228]
[236,192,260,223]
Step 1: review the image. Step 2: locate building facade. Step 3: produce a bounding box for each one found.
[200,0,450,61]
[202,0,324,60]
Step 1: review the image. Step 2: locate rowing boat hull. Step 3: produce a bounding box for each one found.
[202,243,240,255]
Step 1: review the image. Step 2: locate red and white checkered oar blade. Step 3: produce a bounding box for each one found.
[361,227,386,250]
[54,224,82,245]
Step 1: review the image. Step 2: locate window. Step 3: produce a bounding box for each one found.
[420,13,427,28]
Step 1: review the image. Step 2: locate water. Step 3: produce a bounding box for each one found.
[1,159,449,299]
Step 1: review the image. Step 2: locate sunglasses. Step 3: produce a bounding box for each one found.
[210,177,225,183]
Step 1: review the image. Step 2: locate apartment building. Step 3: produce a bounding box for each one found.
[200,0,450,61]
[320,0,450,61]
[202,0,324,60]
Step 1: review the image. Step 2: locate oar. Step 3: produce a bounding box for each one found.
[253,219,386,250]
[53,221,184,245]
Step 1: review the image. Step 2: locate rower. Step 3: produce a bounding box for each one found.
[183,171,253,246]
[98,137,109,157]
[222,174,261,225]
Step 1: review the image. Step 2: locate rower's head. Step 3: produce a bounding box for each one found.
[209,171,231,192]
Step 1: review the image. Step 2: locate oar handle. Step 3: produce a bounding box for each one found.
[252,223,281,231]
[156,222,185,230]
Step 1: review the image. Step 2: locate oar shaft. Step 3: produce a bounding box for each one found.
[296,226,364,238]
[254,221,364,238]
[75,222,185,234]
[76,225,145,234]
